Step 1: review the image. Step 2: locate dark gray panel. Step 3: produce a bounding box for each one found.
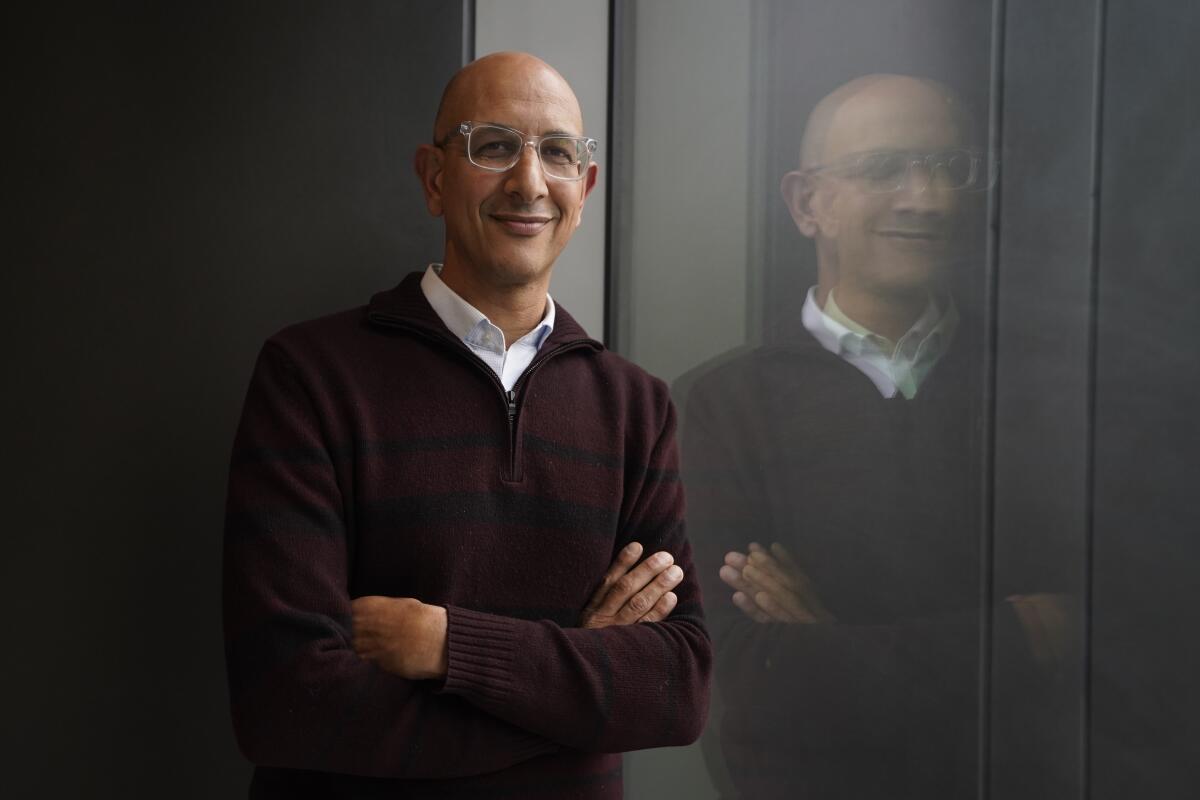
[1090,2,1200,796]
[989,0,1098,796]
[5,2,463,796]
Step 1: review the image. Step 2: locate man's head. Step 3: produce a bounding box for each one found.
[415,52,599,292]
[781,74,979,299]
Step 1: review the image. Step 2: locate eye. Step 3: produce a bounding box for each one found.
[854,152,908,182]
[539,138,579,165]
[940,151,976,187]
[469,129,520,162]
[473,140,517,159]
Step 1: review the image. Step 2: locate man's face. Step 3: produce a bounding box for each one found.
[423,60,597,290]
[807,80,973,296]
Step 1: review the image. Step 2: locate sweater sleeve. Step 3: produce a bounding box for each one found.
[437,397,713,753]
[223,342,558,779]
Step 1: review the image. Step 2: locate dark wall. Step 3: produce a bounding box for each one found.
[6,3,463,795]
[1091,1,1200,795]
[993,0,1200,795]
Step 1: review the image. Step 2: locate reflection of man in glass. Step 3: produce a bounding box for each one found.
[784,73,980,403]
[682,74,995,798]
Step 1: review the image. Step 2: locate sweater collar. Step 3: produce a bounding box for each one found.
[367,270,603,352]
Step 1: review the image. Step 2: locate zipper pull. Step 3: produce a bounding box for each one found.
[507,389,517,421]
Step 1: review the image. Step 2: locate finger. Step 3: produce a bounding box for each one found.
[594,550,674,617]
[351,623,377,656]
[636,591,678,624]
[768,544,806,582]
[732,591,773,623]
[350,597,380,634]
[769,542,821,599]
[583,542,643,613]
[618,564,684,624]
[743,563,814,622]
[351,595,385,613]
[741,562,789,598]
[725,550,750,570]
[747,548,800,592]
[755,589,813,623]
[1029,594,1071,663]
[763,544,834,621]
[1035,594,1070,634]
[719,564,758,594]
[1009,596,1053,665]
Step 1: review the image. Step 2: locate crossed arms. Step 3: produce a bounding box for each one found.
[224,342,710,779]
[352,541,686,680]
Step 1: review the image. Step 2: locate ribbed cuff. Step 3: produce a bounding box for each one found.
[439,605,523,708]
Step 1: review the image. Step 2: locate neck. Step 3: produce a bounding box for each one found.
[438,260,549,348]
[819,280,927,342]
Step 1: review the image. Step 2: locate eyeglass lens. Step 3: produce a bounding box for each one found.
[854,150,981,193]
[467,126,588,179]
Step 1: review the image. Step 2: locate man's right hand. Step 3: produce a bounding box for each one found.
[579,542,683,628]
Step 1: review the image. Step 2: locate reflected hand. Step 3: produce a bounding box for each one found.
[580,542,683,628]
[720,542,834,624]
[352,596,448,680]
[1007,592,1076,667]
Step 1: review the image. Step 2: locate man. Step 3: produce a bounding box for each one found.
[681,74,1000,798]
[224,52,710,798]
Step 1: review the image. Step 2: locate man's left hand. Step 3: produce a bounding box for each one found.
[351,596,448,680]
[719,542,835,624]
[579,542,683,628]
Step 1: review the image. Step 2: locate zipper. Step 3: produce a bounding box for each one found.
[506,388,518,478]
[367,313,600,480]
[502,340,596,480]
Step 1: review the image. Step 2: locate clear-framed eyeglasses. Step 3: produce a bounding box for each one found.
[439,121,598,181]
[806,148,999,194]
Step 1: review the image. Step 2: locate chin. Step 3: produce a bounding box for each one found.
[866,271,943,299]
[875,256,948,292]
[486,254,556,287]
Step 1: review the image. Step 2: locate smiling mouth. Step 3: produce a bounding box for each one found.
[876,230,943,240]
[491,214,553,235]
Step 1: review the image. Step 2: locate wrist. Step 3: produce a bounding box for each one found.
[424,603,449,679]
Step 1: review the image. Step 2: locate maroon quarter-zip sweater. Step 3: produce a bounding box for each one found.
[223,272,711,798]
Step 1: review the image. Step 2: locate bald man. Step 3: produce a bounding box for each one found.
[223,53,710,798]
[680,75,995,798]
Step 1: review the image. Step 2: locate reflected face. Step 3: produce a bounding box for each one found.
[806,78,972,295]
[429,57,597,288]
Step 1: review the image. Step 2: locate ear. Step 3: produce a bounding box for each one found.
[414,144,445,217]
[574,161,600,227]
[780,169,834,239]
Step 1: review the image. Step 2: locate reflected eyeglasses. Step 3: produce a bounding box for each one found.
[438,121,598,181]
[806,148,999,193]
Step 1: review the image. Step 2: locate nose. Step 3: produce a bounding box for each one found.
[893,162,954,214]
[503,142,549,204]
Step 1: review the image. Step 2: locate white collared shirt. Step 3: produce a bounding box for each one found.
[420,264,555,391]
[800,286,958,399]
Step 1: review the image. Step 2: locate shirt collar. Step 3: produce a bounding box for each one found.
[802,286,955,361]
[420,263,555,352]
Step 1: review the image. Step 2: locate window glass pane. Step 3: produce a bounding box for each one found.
[614,2,1019,796]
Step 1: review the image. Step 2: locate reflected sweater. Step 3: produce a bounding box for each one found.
[223,272,710,799]
[680,321,985,800]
